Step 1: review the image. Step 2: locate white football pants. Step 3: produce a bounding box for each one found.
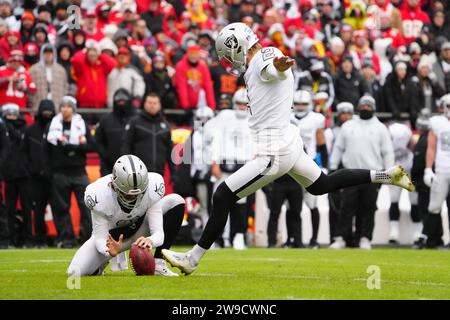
[225,133,322,199]
[428,172,450,214]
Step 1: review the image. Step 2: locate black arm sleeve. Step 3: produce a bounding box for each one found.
[317,144,328,169]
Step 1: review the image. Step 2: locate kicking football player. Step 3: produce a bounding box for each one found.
[67,155,185,276]
[162,22,414,275]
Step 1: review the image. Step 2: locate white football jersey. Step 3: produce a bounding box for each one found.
[244,46,297,155]
[430,115,450,174]
[190,129,211,178]
[84,173,165,249]
[388,122,413,171]
[291,112,325,159]
[324,126,341,156]
[211,110,253,164]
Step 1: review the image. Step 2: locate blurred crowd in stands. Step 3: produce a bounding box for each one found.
[0,0,449,250]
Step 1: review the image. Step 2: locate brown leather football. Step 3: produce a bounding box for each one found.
[129,244,155,276]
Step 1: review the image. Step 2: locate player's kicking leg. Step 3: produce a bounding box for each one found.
[163,145,413,274]
[288,149,414,197]
[162,152,299,275]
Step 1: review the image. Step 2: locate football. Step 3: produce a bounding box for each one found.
[129,244,155,276]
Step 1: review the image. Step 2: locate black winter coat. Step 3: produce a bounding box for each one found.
[144,69,177,109]
[121,111,174,176]
[23,100,55,178]
[383,73,420,123]
[2,118,29,181]
[333,71,369,109]
[96,102,137,175]
[0,120,10,179]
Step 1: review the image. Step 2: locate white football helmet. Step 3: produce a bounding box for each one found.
[215,22,259,75]
[293,90,313,118]
[112,155,149,210]
[194,106,214,128]
[440,93,450,119]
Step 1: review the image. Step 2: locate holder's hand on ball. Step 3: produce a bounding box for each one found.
[106,234,123,257]
[134,237,152,251]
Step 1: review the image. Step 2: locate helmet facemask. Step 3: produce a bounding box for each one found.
[112,177,148,210]
[116,185,145,209]
[219,47,248,77]
[294,102,310,118]
[293,90,313,118]
[216,23,259,76]
[111,155,149,211]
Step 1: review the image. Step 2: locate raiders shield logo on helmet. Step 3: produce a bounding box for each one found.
[224,34,239,49]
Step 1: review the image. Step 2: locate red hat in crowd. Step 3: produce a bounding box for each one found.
[24,42,39,56]
[187,44,201,53]
[9,49,24,62]
[117,47,130,55]
[21,11,36,23]
[85,10,96,18]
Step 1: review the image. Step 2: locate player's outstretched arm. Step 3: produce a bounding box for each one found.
[273,56,295,72]
[261,55,295,82]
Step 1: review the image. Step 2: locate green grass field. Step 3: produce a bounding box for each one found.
[1,247,449,300]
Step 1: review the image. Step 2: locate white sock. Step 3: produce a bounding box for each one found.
[389,221,399,240]
[189,244,207,266]
[333,236,344,243]
[370,170,391,184]
[413,223,423,240]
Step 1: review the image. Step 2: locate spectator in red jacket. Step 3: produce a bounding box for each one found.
[0,50,36,109]
[70,40,116,121]
[175,44,216,113]
[0,30,22,62]
[400,0,430,44]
